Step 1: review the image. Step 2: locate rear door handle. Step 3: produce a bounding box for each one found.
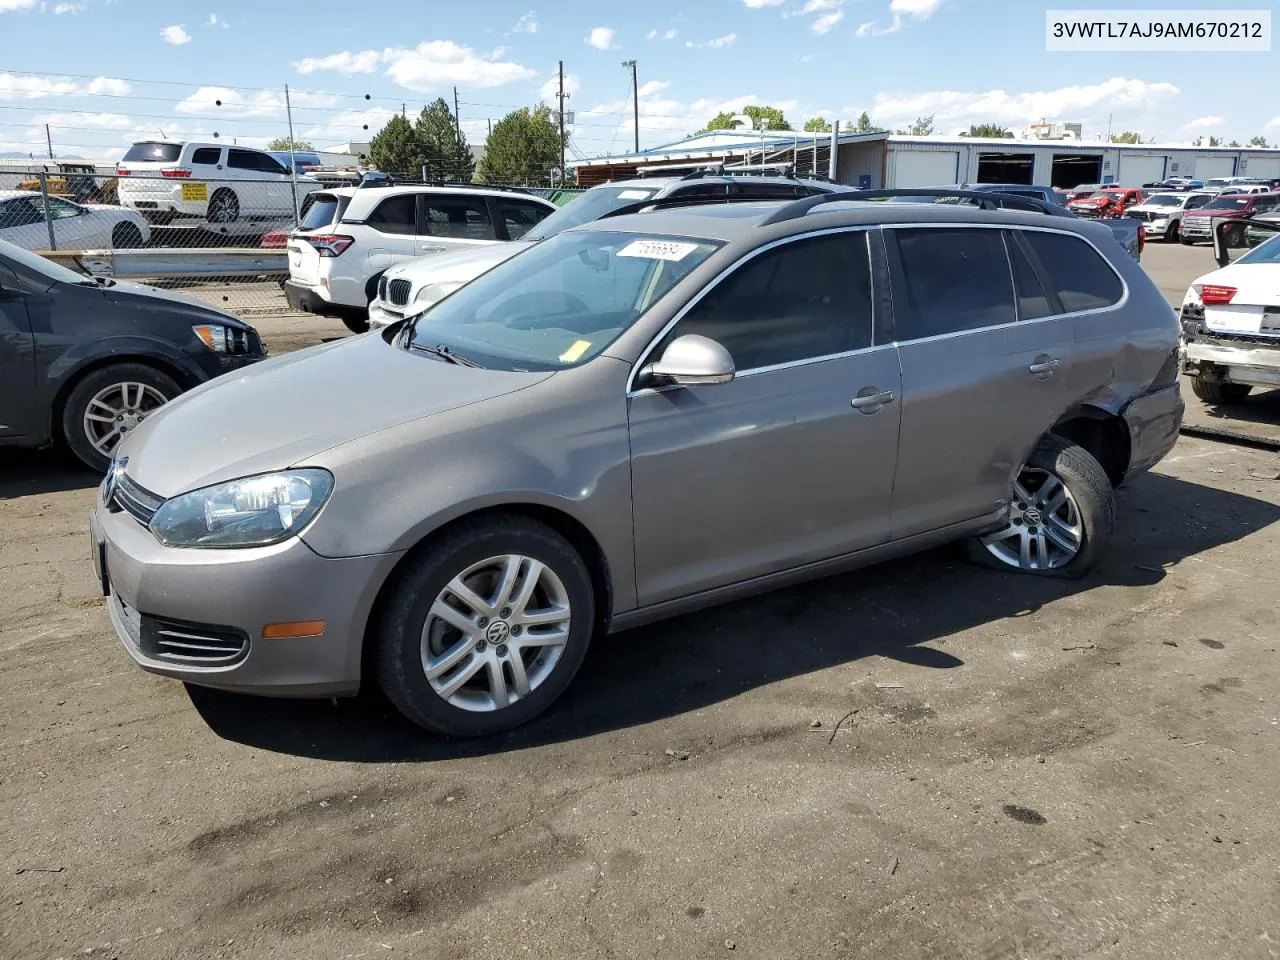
[1028,358,1063,375]
[851,389,896,410]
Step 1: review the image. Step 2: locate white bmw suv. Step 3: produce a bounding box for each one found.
[367,173,846,331]
[284,185,557,333]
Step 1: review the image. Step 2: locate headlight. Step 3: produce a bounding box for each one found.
[149,469,334,548]
[192,324,239,353]
[414,280,464,306]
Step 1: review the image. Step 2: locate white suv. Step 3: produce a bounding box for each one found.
[284,185,557,333]
[116,140,321,226]
[368,173,845,330]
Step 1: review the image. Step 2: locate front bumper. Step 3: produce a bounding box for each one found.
[367,300,405,331]
[1122,382,1184,478]
[90,491,403,698]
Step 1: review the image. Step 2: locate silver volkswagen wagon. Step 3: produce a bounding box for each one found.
[90,194,1183,735]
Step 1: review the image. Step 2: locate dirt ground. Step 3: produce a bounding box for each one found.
[2,244,1279,960]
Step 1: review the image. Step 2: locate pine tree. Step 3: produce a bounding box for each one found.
[477,106,561,186]
[415,98,474,181]
[367,114,425,176]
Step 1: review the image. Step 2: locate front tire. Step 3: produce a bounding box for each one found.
[112,222,144,248]
[375,515,596,736]
[1191,378,1252,404]
[1164,220,1180,242]
[61,363,180,472]
[966,434,1115,579]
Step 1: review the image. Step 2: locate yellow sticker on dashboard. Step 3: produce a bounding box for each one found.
[559,340,591,363]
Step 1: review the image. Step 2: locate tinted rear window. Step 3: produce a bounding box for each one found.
[191,147,221,165]
[893,228,1015,338]
[122,142,182,163]
[1203,197,1250,210]
[299,194,349,230]
[1022,231,1123,313]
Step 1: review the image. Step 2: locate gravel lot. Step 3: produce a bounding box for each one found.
[2,242,1279,960]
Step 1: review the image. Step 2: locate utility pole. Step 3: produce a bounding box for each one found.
[284,84,301,225]
[453,86,463,180]
[557,61,568,187]
[621,59,638,153]
[44,123,53,160]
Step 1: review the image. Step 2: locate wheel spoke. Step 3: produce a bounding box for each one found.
[490,555,523,612]
[508,559,544,618]
[85,410,116,424]
[1013,478,1036,504]
[517,604,571,628]
[445,576,492,618]
[88,397,119,418]
[427,599,476,636]
[90,425,122,453]
[1032,532,1049,568]
[424,633,478,680]
[485,658,510,708]
[1043,520,1080,553]
[1018,530,1032,568]
[1041,486,1069,515]
[506,655,531,699]
[433,654,487,701]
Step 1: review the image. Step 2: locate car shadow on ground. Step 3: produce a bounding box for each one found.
[190,468,1280,762]
[1194,388,1280,428]
[0,448,99,499]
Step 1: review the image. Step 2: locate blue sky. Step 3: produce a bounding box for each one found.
[1,0,1277,162]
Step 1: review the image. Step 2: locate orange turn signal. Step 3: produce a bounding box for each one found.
[262,620,326,639]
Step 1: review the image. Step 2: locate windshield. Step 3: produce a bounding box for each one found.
[522,185,661,241]
[1203,197,1250,210]
[1088,191,1119,199]
[1237,232,1280,264]
[299,193,349,231]
[407,229,720,371]
[121,142,182,163]
[0,237,96,285]
[1206,178,1235,188]
[1144,194,1182,207]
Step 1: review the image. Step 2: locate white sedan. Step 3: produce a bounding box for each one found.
[1181,230,1280,402]
[0,190,150,251]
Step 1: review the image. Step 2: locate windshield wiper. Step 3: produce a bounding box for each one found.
[408,342,483,368]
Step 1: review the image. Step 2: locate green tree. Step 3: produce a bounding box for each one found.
[267,136,313,152]
[415,98,474,180]
[960,123,1013,138]
[477,105,561,186]
[910,115,934,136]
[853,112,881,134]
[1109,131,1142,144]
[368,114,426,175]
[1229,139,1241,148]
[1249,135,1269,148]
[704,105,792,132]
[804,116,832,133]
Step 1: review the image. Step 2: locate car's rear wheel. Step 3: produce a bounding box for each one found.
[112,222,144,248]
[1191,378,1252,404]
[375,515,596,736]
[207,189,239,224]
[966,434,1115,579]
[62,364,180,472]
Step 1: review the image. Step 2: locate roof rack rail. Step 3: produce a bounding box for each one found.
[597,193,788,221]
[758,187,1062,226]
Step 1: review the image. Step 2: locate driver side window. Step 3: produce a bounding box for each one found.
[662,232,873,372]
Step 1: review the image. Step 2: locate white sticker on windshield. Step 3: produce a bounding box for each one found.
[617,190,654,200]
[617,239,699,261]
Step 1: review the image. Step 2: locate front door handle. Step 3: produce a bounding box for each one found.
[851,389,896,410]
[1028,357,1063,376]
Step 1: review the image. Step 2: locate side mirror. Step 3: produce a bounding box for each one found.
[643,334,735,387]
[1215,217,1280,267]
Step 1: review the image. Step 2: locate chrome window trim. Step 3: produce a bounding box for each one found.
[882,221,1131,347]
[626,226,877,397]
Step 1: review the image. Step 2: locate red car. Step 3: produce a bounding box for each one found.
[259,228,290,249]
[1067,186,1145,219]
[1180,191,1280,245]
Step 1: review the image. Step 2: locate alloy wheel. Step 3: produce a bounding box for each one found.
[82,381,168,457]
[982,467,1083,571]
[421,554,572,712]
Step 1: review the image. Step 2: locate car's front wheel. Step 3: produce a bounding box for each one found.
[112,222,144,248]
[375,515,596,736]
[1164,220,1181,242]
[966,435,1115,579]
[62,363,180,472]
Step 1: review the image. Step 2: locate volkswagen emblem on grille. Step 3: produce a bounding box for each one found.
[103,456,127,504]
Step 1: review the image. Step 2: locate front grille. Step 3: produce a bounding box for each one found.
[377,275,388,302]
[139,615,250,666]
[388,279,411,307]
[110,473,164,526]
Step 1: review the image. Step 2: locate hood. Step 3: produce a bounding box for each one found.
[384,241,531,284]
[1130,203,1177,214]
[119,333,552,497]
[104,281,251,329]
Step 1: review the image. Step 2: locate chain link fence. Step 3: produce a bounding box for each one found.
[0,167,585,319]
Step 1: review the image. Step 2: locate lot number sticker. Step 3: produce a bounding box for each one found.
[618,239,699,261]
[617,190,655,200]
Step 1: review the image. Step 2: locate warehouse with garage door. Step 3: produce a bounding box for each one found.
[568,131,1280,191]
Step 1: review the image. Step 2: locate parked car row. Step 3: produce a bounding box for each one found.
[0,190,150,251]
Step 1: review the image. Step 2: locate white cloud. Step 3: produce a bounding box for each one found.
[160,24,191,45]
[585,26,617,50]
[812,10,843,33]
[509,11,538,34]
[858,0,945,37]
[301,106,397,142]
[0,0,39,11]
[176,85,340,118]
[538,69,582,104]
[0,72,131,99]
[53,2,85,13]
[638,80,670,97]
[491,45,509,60]
[581,86,802,146]
[294,42,536,92]
[647,27,678,39]
[207,12,216,24]
[803,0,840,10]
[685,33,736,48]
[866,76,1179,133]
[39,111,133,129]
[646,28,656,39]
[1180,115,1224,131]
[740,0,786,6]
[1267,117,1280,132]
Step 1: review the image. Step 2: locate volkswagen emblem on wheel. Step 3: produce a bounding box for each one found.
[485,620,510,645]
